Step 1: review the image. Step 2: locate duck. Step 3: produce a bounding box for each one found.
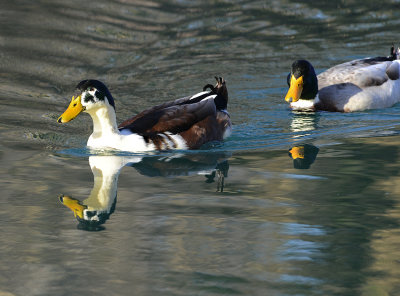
[284,46,400,112]
[57,77,231,152]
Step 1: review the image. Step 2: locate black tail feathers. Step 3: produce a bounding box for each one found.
[203,76,228,110]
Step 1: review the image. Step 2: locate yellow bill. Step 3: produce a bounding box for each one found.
[59,195,87,219]
[289,146,305,160]
[285,75,304,103]
[57,95,84,123]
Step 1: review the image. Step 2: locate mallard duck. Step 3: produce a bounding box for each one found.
[284,47,400,112]
[57,77,231,151]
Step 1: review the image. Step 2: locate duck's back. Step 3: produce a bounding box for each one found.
[316,57,400,112]
[118,77,231,149]
[118,91,217,134]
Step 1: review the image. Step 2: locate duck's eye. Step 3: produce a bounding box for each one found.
[73,103,77,107]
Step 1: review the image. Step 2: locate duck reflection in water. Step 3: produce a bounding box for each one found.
[59,153,230,231]
[132,154,229,192]
[288,144,319,169]
[290,112,320,137]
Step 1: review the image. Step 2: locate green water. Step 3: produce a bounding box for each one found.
[1,1,400,295]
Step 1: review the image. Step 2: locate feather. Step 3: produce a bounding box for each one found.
[119,94,217,135]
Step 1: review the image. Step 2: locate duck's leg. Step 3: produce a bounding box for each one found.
[216,170,224,192]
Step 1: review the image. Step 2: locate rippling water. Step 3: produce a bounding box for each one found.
[2,1,400,295]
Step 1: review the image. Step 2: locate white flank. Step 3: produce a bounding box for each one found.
[84,103,190,152]
[343,77,400,112]
[88,132,157,152]
[318,59,400,112]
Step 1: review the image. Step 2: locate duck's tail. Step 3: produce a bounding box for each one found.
[203,76,228,110]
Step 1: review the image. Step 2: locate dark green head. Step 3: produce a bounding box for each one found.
[285,60,318,102]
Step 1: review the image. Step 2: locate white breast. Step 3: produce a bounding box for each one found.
[290,98,319,111]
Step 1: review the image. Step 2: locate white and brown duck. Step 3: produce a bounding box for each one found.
[57,77,231,151]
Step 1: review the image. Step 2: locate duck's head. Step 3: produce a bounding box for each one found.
[57,80,115,123]
[59,194,115,231]
[285,60,318,103]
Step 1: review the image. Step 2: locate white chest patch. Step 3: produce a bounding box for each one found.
[290,97,318,111]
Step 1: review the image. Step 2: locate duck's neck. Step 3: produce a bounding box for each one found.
[87,105,119,137]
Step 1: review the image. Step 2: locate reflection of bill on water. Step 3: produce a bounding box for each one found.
[289,144,319,169]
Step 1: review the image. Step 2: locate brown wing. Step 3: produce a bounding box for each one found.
[119,96,217,135]
[118,88,214,129]
[118,95,191,129]
[119,76,228,131]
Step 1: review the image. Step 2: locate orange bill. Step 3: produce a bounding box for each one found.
[289,146,305,160]
[57,95,84,123]
[285,75,304,103]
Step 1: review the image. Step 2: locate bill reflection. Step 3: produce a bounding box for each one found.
[288,144,319,169]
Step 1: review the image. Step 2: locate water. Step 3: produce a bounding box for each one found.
[2,0,400,295]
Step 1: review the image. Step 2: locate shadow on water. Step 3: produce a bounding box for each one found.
[59,152,230,231]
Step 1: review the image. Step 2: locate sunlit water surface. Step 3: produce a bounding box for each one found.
[2,1,400,295]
